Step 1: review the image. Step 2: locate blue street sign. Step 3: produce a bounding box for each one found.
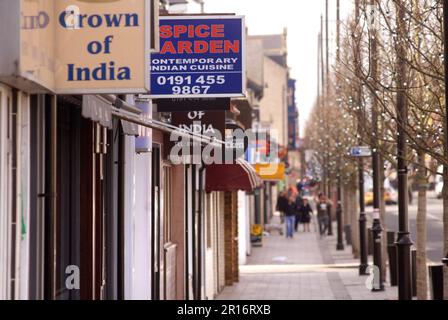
[350,146,372,157]
[150,15,245,99]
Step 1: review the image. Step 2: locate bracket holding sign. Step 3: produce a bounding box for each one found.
[155,97,230,112]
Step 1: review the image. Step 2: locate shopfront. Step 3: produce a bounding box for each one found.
[0,0,156,300]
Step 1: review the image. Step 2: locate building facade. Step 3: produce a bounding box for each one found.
[0,0,293,301]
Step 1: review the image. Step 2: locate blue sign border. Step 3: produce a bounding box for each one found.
[149,15,246,99]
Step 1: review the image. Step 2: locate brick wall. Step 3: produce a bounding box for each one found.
[233,192,239,283]
[218,192,226,292]
[224,191,239,286]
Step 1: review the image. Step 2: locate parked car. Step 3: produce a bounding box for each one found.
[365,187,398,206]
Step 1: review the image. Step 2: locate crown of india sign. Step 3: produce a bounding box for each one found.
[0,0,155,94]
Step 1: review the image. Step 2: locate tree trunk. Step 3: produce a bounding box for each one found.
[443,168,448,300]
[379,157,388,284]
[416,151,428,300]
[351,183,360,258]
[343,185,351,240]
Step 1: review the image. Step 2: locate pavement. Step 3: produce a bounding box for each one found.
[217,220,399,300]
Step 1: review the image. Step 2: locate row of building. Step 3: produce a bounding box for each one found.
[0,0,300,300]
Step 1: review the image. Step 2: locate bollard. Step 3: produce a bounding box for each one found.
[411,249,417,297]
[387,231,396,246]
[428,265,444,300]
[368,228,373,256]
[344,225,352,245]
[371,215,385,291]
[388,244,398,287]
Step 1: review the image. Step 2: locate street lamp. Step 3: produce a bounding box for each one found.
[368,0,385,292]
[443,0,448,273]
[395,0,413,300]
[336,175,344,251]
[358,158,369,275]
[353,0,369,276]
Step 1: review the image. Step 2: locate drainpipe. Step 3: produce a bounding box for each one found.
[50,95,57,299]
[184,164,190,300]
[191,165,197,299]
[197,163,206,300]
[10,89,19,300]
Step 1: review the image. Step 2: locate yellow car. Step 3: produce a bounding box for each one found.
[365,191,374,206]
[365,188,398,206]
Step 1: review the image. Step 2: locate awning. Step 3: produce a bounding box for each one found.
[82,95,139,135]
[82,95,113,129]
[205,159,263,193]
[81,95,229,147]
[114,97,139,136]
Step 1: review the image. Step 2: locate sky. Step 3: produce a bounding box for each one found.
[199,0,353,136]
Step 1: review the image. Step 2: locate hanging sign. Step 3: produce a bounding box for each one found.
[170,111,225,164]
[150,15,246,99]
[0,0,154,94]
[54,0,152,94]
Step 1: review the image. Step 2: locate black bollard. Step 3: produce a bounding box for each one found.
[428,265,444,300]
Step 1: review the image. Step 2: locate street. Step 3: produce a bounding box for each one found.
[1,0,448,303]
[384,191,444,263]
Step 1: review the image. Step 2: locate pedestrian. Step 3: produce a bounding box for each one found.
[316,193,331,238]
[294,195,303,232]
[296,180,304,196]
[299,198,313,232]
[276,191,288,224]
[284,196,297,239]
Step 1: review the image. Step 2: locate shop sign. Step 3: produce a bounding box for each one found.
[171,111,225,146]
[150,15,245,99]
[0,0,154,94]
[254,163,286,181]
[171,111,225,163]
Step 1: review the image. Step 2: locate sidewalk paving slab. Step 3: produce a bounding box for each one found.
[217,221,399,301]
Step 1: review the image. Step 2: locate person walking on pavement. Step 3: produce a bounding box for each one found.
[276,191,288,224]
[300,198,313,232]
[294,195,304,232]
[316,193,331,238]
[284,196,297,239]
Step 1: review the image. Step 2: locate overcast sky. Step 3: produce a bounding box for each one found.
[202,0,353,136]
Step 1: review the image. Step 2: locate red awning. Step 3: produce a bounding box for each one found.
[205,159,263,193]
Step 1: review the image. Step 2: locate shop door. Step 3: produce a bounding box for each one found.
[56,99,107,300]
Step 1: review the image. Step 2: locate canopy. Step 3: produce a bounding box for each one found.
[205,159,262,193]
